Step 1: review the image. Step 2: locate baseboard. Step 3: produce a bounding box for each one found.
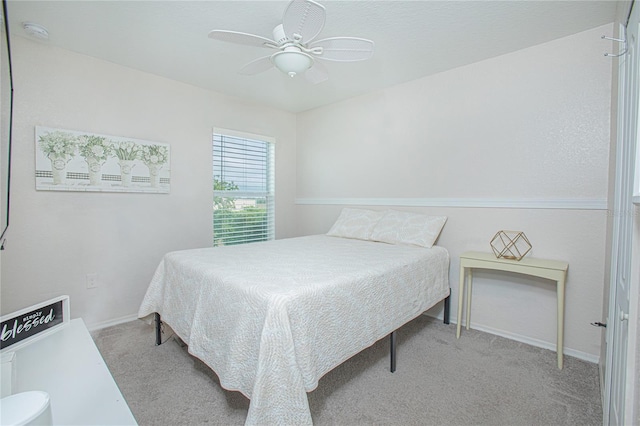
[423,313,600,364]
[86,314,139,332]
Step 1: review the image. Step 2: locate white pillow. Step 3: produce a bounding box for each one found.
[370,210,447,248]
[326,208,385,240]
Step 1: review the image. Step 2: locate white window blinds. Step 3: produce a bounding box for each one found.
[213,131,275,246]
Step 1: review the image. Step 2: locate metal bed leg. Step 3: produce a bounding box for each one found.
[443,293,451,325]
[390,331,396,373]
[155,312,162,346]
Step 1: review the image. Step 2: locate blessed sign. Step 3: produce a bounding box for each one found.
[0,296,69,350]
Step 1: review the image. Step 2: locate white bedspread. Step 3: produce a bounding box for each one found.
[138,235,449,425]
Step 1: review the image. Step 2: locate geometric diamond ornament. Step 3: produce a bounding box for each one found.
[490,230,532,261]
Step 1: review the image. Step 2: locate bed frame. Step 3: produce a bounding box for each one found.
[154,292,450,373]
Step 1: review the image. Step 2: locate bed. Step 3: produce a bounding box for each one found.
[138,209,450,425]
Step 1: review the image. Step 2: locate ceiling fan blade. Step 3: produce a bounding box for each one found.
[238,56,274,75]
[309,37,375,62]
[208,30,277,49]
[282,0,326,44]
[304,60,329,85]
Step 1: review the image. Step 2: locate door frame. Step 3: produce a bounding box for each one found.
[603,1,639,424]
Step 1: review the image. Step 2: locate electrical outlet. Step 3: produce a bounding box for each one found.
[86,273,98,289]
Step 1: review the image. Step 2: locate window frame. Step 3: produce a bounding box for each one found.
[212,128,275,246]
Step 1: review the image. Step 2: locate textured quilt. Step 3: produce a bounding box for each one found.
[138,235,449,425]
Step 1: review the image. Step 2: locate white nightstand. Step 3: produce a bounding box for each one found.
[456,251,569,369]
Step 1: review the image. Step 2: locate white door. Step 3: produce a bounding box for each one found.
[604,4,639,425]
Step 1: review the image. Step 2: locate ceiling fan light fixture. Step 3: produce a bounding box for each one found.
[271,49,313,78]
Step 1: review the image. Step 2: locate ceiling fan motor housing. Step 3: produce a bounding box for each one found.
[272,24,289,46]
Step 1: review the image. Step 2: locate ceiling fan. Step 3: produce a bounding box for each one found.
[208,0,374,84]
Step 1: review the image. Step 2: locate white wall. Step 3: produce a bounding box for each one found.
[0,37,297,328]
[295,25,613,361]
[1,24,614,361]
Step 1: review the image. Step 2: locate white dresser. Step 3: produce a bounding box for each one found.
[2,318,136,425]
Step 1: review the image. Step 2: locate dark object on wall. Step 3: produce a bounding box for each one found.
[0,0,14,250]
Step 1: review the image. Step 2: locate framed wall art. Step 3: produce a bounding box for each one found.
[35,126,170,193]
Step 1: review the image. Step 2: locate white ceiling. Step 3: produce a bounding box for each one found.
[7,1,619,113]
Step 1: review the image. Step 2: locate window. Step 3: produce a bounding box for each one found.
[213,129,275,246]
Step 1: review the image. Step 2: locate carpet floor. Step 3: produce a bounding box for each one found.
[92,315,602,425]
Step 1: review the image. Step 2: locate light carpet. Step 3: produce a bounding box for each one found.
[92,315,602,425]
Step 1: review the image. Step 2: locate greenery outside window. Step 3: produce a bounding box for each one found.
[213,129,275,246]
